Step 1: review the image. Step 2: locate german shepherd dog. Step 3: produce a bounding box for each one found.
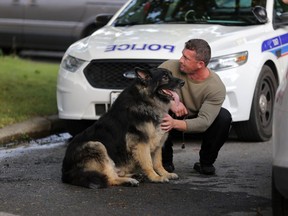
[61,67,184,188]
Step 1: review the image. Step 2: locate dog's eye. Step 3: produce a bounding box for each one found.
[162,74,169,82]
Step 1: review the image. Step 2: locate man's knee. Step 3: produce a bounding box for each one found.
[219,107,232,124]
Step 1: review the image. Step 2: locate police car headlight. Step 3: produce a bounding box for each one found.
[61,55,85,72]
[208,51,248,71]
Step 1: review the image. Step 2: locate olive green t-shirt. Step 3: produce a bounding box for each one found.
[159,60,226,133]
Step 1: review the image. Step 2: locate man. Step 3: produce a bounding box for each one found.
[160,38,232,175]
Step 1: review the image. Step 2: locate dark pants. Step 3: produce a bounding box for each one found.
[162,107,232,166]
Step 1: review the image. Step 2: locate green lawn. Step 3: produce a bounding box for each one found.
[0,56,59,128]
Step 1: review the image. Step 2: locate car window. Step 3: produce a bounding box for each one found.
[274,0,288,26]
[113,0,267,26]
[275,0,288,13]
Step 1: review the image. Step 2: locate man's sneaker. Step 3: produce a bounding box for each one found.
[163,162,175,173]
[193,162,215,175]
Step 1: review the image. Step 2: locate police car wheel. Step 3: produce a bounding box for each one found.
[233,65,277,142]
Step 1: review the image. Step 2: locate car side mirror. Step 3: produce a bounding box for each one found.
[252,6,268,23]
[96,14,114,25]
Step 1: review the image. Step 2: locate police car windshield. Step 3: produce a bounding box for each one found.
[113,0,267,26]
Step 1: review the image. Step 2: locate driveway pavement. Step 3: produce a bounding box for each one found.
[0,116,272,215]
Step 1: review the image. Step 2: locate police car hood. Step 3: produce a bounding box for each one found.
[67,24,264,61]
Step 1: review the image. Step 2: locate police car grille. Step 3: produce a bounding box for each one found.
[84,59,166,89]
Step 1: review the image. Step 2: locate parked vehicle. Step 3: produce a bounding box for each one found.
[57,0,288,141]
[0,0,126,52]
[272,68,288,216]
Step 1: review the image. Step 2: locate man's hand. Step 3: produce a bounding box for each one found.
[161,113,187,132]
[161,101,188,132]
[170,101,188,117]
[161,114,174,132]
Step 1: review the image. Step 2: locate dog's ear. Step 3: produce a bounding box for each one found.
[135,67,151,81]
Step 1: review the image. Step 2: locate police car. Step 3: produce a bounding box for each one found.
[57,0,288,141]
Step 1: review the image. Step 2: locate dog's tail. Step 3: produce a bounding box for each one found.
[62,168,108,189]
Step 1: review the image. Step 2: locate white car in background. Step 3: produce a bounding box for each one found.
[272,69,288,216]
[57,0,288,141]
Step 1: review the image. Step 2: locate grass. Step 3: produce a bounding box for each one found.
[0,55,59,129]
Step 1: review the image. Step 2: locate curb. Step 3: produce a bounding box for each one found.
[0,115,66,145]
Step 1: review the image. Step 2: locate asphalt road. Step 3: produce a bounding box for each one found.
[0,134,272,216]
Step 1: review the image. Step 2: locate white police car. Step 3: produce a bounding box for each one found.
[57,0,288,141]
[272,68,288,215]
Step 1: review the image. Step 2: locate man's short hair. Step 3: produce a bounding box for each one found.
[185,39,211,66]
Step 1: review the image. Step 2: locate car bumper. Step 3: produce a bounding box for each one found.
[57,63,114,120]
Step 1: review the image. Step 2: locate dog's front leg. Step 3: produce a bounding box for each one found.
[153,147,179,180]
[132,144,169,183]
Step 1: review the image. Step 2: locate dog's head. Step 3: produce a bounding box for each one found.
[135,67,185,103]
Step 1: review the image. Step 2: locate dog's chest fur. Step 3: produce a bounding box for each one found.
[124,88,170,150]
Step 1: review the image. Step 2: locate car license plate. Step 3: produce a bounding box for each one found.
[110,91,121,104]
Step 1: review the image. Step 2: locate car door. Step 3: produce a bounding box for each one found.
[23,0,85,51]
[0,0,24,50]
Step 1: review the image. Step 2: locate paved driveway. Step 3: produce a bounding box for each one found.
[0,134,272,216]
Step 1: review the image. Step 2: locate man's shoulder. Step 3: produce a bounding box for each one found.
[208,70,226,92]
[209,70,223,82]
[159,59,179,70]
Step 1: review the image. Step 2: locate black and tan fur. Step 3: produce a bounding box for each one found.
[61,67,184,188]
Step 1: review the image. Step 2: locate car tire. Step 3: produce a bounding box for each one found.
[272,172,288,216]
[233,65,277,141]
[64,120,95,137]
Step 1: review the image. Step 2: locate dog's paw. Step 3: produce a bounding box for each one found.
[149,175,169,183]
[166,172,179,180]
[160,176,170,183]
[157,170,179,180]
[126,178,140,187]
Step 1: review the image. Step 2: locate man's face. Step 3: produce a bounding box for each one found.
[179,49,202,74]
[282,0,288,4]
